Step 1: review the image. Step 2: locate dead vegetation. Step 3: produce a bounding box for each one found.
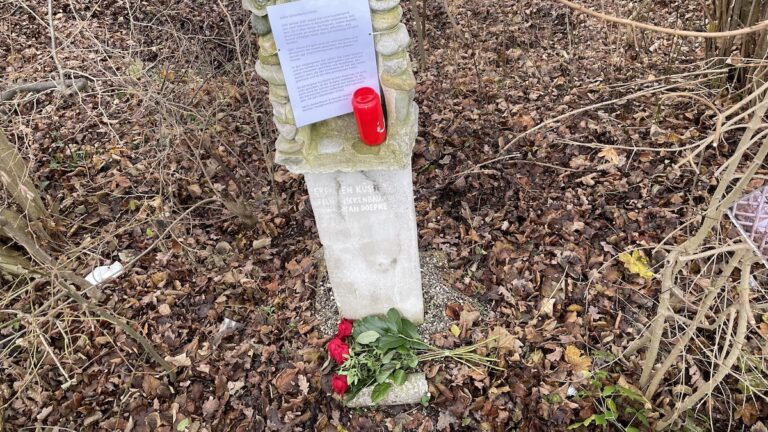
[2,0,768,431]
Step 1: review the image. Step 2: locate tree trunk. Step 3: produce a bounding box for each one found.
[707,0,768,89]
[0,129,46,221]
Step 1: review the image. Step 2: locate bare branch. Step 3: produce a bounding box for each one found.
[556,0,768,39]
[0,129,47,221]
[0,78,89,102]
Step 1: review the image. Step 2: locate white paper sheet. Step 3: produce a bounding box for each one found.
[268,0,380,127]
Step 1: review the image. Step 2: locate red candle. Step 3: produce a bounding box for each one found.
[352,87,386,146]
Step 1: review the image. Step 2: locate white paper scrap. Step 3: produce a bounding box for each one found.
[268,0,380,127]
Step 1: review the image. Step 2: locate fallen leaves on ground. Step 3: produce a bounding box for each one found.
[618,250,654,279]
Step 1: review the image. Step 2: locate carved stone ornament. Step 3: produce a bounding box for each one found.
[244,0,418,174]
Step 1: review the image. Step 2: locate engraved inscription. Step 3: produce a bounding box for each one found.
[310,183,395,215]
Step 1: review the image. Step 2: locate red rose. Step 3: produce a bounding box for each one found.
[327,337,350,364]
[337,318,354,339]
[332,374,349,395]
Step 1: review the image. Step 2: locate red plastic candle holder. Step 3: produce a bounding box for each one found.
[352,87,386,146]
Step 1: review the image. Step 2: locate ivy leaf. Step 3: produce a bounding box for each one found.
[392,369,407,386]
[618,250,653,279]
[371,382,393,403]
[356,330,380,344]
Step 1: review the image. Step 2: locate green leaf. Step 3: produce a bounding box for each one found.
[376,365,395,383]
[344,385,365,404]
[617,385,646,404]
[371,382,393,403]
[420,392,430,406]
[379,335,407,349]
[606,398,618,418]
[387,308,402,327]
[637,412,650,428]
[356,330,380,344]
[593,414,607,426]
[401,319,420,340]
[392,369,407,386]
[409,339,430,350]
[601,385,615,397]
[381,350,397,364]
[567,422,584,430]
[176,418,190,431]
[354,316,391,337]
[626,427,640,432]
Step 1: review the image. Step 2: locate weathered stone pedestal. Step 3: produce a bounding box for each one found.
[306,164,423,322]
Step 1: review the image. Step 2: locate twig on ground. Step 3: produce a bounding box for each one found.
[47,0,65,84]
[0,79,89,102]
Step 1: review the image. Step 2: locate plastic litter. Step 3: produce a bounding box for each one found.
[85,261,123,285]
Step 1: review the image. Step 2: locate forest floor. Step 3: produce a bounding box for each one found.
[2,0,766,431]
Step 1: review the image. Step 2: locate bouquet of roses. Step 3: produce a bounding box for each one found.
[327,308,499,403]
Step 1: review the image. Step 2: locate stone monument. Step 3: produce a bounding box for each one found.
[243,0,424,324]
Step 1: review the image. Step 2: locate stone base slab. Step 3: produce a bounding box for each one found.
[346,373,428,407]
